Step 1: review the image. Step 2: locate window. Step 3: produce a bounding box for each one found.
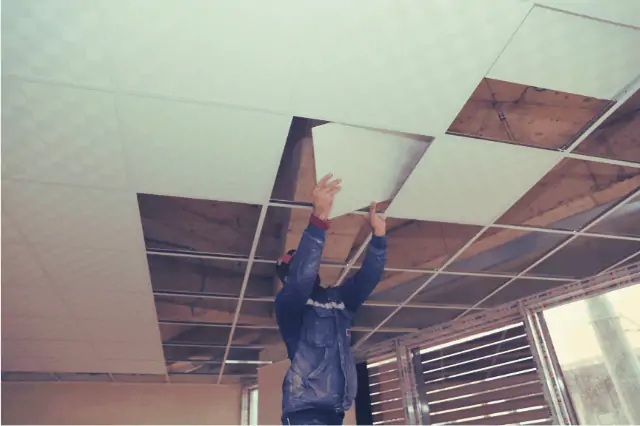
[543,283,640,425]
[243,385,259,425]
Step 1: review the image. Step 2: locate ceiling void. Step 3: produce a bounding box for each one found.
[573,89,640,164]
[481,278,564,307]
[447,77,611,149]
[497,157,640,231]
[414,275,509,306]
[311,123,431,218]
[386,134,561,225]
[487,6,640,100]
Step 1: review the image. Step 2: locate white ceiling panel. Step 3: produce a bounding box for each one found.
[118,95,291,204]
[1,79,128,189]
[35,247,151,294]
[79,318,161,344]
[47,357,113,374]
[104,0,301,113]
[95,342,163,361]
[536,1,640,28]
[1,240,50,291]
[9,340,99,360]
[106,359,167,375]
[289,0,533,135]
[312,124,430,218]
[60,290,157,322]
[386,135,561,225]
[1,214,23,246]
[2,284,70,318]
[488,6,640,99]
[2,180,144,250]
[1,0,112,88]
[0,355,56,372]
[1,317,91,341]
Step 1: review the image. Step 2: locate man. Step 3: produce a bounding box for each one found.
[275,173,388,425]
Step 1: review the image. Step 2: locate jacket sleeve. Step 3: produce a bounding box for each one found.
[275,215,328,313]
[339,235,387,312]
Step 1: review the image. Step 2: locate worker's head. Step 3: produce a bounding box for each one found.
[276,250,324,287]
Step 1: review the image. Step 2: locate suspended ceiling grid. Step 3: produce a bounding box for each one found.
[1,0,639,384]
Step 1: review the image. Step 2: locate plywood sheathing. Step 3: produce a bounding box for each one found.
[448,78,612,149]
[574,89,640,163]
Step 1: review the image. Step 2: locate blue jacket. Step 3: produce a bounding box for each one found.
[275,219,387,415]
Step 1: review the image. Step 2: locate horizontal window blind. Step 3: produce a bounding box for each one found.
[419,323,553,425]
[368,357,405,425]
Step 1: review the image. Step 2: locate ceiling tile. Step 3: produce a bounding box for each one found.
[95,342,163,361]
[36,246,151,294]
[386,135,561,225]
[3,180,143,250]
[104,0,299,113]
[290,1,532,135]
[5,340,99,360]
[48,357,112,373]
[2,283,69,318]
[1,316,87,341]
[573,89,640,164]
[446,227,570,275]
[311,123,431,218]
[61,290,157,321]
[138,194,261,255]
[1,214,23,246]
[106,359,167,375]
[80,318,161,344]
[530,236,640,278]
[535,1,640,29]
[1,79,127,188]
[497,158,640,231]
[1,240,50,291]
[447,77,611,150]
[1,0,112,87]
[488,6,640,99]
[1,356,56,372]
[117,94,291,204]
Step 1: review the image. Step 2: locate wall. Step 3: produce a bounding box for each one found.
[258,360,356,425]
[1,382,241,425]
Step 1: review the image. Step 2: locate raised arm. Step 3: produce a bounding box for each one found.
[339,203,388,312]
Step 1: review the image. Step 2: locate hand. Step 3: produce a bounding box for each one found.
[312,173,342,220]
[369,202,386,236]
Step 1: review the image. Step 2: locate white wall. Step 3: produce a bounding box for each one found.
[258,360,356,425]
[1,382,241,425]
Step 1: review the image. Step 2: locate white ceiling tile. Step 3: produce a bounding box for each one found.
[48,357,111,373]
[95,342,163,361]
[312,124,431,218]
[488,6,640,99]
[1,214,23,246]
[118,95,291,204]
[1,0,112,87]
[2,283,70,318]
[106,359,167,375]
[36,247,151,294]
[289,0,533,135]
[536,1,640,28]
[386,135,562,225]
[1,240,50,291]
[2,180,144,250]
[5,340,99,360]
[104,0,300,113]
[1,316,90,341]
[80,318,162,343]
[1,356,57,372]
[1,79,128,189]
[61,290,157,322]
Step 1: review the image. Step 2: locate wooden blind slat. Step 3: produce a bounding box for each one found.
[429,381,543,412]
[430,394,547,424]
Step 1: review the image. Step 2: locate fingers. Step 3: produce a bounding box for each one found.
[316,173,342,192]
[318,173,332,187]
[369,202,378,215]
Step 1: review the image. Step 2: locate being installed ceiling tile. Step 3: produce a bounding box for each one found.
[36,247,151,294]
[61,289,157,322]
[488,6,640,99]
[530,236,640,278]
[1,0,113,87]
[573,89,640,164]
[2,180,143,250]
[95,342,163,361]
[447,77,611,150]
[290,1,532,136]
[1,316,89,341]
[446,227,570,275]
[117,94,291,204]
[1,240,51,292]
[312,123,430,218]
[138,194,261,255]
[497,158,640,231]
[386,135,561,225]
[2,282,70,318]
[1,79,128,189]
